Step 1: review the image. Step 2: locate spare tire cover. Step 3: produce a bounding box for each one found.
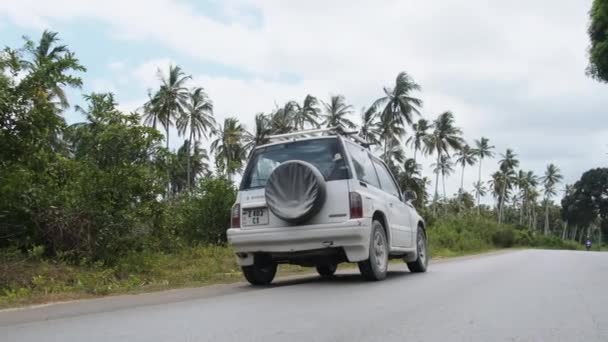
[265,160,327,224]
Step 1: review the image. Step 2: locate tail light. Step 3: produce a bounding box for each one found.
[231,203,241,228]
[349,192,363,219]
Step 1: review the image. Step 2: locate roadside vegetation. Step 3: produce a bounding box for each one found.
[0,30,604,308]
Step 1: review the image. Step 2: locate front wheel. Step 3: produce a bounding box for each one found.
[406,227,428,273]
[241,262,277,286]
[358,220,389,281]
[316,264,337,277]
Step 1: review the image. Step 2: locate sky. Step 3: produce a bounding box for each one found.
[1,0,606,203]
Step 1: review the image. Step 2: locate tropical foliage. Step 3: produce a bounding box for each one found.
[587,0,608,82]
[0,30,598,269]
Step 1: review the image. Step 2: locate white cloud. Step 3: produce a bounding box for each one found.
[131,58,176,90]
[1,0,605,202]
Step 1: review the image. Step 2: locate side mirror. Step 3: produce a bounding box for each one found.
[403,190,417,203]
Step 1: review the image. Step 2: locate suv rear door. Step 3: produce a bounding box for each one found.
[371,158,414,248]
[238,137,351,229]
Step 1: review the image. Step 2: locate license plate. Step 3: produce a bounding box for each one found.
[243,207,269,226]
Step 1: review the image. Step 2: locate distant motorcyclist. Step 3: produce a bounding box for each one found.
[585,238,592,251]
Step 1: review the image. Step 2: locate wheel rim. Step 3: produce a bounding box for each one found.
[374,230,387,271]
[418,231,427,265]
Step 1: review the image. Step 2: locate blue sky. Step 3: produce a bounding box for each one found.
[1,0,606,200]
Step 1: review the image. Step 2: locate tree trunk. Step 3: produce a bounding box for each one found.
[433,153,440,215]
[519,194,524,226]
[413,148,418,164]
[544,200,549,235]
[499,180,507,223]
[477,159,482,215]
[187,132,193,193]
[442,173,447,200]
[561,221,568,240]
[572,225,578,240]
[166,125,171,197]
[460,164,465,192]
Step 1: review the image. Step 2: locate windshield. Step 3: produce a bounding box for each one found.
[240,138,349,190]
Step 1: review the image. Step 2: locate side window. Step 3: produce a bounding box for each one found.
[373,160,401,199]
[345,143,380,188]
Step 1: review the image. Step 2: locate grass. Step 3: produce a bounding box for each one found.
[0,246,308,309]
[0,214,589,309]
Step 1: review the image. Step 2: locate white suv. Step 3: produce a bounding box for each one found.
[227,128,427,285]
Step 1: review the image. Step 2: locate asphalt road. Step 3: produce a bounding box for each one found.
[1,249,607,342]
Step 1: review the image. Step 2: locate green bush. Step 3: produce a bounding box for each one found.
[172,176,236,245]
[492,229,515,248]
[427,213,582,255]
[513,229,534,246]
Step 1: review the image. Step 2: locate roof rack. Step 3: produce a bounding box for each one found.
[266,127,371,147]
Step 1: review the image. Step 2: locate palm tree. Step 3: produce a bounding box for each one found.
[472,180,487,213]
[372,72,423,158]
[406,119,430,163]
[269,102,297,134]
[561,184,574,239]
[542,164,563,235]
[497,149,519,223]
[251,113,272,147]
[24,30,86,109]
[176,87,215,192]
[321,95,355,130]
[142,90,161,129]
[455,144,478,191]
[378,112,406,162]
[398,158,427,207]
[523,171,539,227]
[293,95,321,129]
[527,188,540,230]
[381,138,406,173]
[432,155,454,201]
[359,105,381,146]
[498,148,519,223]
[146,64,191,150]
[424,111,464,212]
[489,171,503,208]
[472,137,495,206]
[171,140,210,194]
[68,93,120,154]
[515,170,528,225]
[211,118,248,180]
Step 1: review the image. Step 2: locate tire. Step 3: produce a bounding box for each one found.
[358,220,389,281]
[316,264,337,277]
[407,227,428,273]
[265,160,327,224]
[241,262,277,286]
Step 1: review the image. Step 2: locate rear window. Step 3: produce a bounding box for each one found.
[240,138,349,190]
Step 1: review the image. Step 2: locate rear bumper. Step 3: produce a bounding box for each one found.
[227,218,372,265]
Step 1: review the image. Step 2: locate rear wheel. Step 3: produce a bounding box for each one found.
[358,220,389,281]
[316,263,337,277]
[241,262,277,286]
[407,227,428,273]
